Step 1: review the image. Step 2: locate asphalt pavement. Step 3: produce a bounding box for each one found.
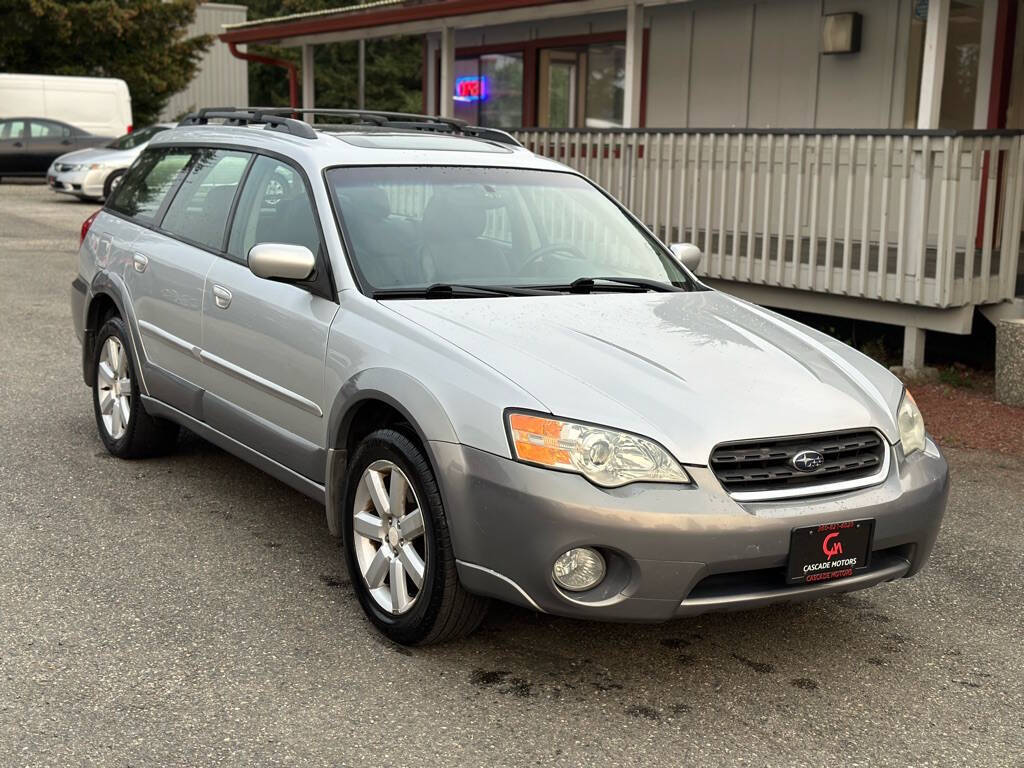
[0,181,1021,767]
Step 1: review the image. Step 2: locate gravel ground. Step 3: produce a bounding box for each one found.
[0,181,1022,767]
[911,381,1024,457]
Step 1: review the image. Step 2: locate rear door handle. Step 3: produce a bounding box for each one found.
[132,253,148,273]
[212,284,232,309]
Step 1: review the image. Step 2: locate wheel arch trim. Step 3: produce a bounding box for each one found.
[324,369,459,538]
[85,272,150,396]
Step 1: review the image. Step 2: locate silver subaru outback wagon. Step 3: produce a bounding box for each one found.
[70,109,948,645]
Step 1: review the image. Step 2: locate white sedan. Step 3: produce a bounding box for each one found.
[47,123,173,201]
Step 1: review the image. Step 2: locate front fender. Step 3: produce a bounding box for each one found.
[323,368,459,537]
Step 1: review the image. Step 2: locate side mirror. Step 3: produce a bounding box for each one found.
[670,242,702,272]
[248,243,315,281]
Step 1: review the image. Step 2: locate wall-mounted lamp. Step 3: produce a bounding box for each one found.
[822,12,862,54]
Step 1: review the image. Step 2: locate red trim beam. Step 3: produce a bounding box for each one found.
[219,0,572,45]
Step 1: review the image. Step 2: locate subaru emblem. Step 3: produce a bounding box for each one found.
[791,450,825,472]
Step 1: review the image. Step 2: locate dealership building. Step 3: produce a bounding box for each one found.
[219,0,1024,367]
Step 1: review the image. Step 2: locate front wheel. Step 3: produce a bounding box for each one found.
[102,169,125,201]
[343,429,488,645]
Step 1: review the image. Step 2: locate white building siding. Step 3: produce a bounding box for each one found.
[160,2,249,121]
[646,0,912,130]
[747,0,820,128]
[425,0,917,132]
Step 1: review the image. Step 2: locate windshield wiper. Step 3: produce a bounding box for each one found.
[372,283,555,300]
[531,276,687,294]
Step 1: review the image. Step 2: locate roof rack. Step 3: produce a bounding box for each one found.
[178,107,522,147]
[179,107,318,139]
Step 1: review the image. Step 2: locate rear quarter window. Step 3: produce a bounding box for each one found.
[107,148,192,223]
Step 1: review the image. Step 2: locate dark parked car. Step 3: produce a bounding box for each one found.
[0,118,111,180]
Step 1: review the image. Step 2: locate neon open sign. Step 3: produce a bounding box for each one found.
[454,76,488,103]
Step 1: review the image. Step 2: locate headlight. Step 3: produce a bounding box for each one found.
[897,389,926,455]
[507,411,691,487]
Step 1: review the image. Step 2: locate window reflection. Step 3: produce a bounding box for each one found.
[453,53,523,129]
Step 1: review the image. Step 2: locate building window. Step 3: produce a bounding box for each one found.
[904,0,985,128]
[453,53,523,129]
[538,42,626,128]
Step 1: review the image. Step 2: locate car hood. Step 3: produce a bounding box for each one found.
[53,146,135,167]
[384,290,904,464]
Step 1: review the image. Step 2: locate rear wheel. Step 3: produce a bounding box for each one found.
[92,317,179,458]
[343,429,488,645]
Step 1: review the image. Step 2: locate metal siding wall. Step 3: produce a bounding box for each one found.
[815,0,903,129]
[686,3,755,128]
[644,0,908,130]
[747,0,820,128]
[160,3,249,122]
[645,4,692,128]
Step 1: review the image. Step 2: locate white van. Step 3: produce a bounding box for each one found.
[0,74,133,137]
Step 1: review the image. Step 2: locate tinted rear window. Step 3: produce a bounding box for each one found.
[107,148,192,222]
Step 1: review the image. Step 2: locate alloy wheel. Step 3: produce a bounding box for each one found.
[352,460,428,615]
[96,336,131,440]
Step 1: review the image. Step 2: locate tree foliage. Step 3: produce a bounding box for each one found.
[235,0,423,113]
[0,0,211,126]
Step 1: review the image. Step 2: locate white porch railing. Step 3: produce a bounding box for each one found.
[514,128,1024,309]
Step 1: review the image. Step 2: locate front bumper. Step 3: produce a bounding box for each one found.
[435,439,948,621]
[47,167,107,198]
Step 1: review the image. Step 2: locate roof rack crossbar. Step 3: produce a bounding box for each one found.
[179,108,317,139]
[179,107,521,147]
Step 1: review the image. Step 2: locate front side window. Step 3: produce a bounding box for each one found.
[327,166,692,292]
[228,156,320,261]
[161,149,250,251]
[107,148,193,222]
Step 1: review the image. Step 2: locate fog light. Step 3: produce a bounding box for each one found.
[552,547,606,592]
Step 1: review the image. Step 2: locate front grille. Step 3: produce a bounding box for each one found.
[710,429,885,495]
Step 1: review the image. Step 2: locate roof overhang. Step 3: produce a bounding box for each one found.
[219,0,683,47]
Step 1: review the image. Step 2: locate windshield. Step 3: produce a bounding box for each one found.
[326,166,695,293]
[106,125,169,150]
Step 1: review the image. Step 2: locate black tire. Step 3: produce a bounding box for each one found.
[343,429,488,645]
[102,170,125,201]
[92,317,179,458]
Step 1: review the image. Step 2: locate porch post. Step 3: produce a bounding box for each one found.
[917,0,950,129]
[358,39,366,110]
[903,327,927,370]
[902,0,951,369]
[439,26,456,118]
[301,44,315,123]
[623,2,644,128]
[973,0,999,127]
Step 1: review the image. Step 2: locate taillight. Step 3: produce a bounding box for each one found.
[81,210,100,245]
[126,124,133,133]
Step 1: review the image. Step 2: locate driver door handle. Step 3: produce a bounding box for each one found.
[212,284,232,309]
[132,253,148,273]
